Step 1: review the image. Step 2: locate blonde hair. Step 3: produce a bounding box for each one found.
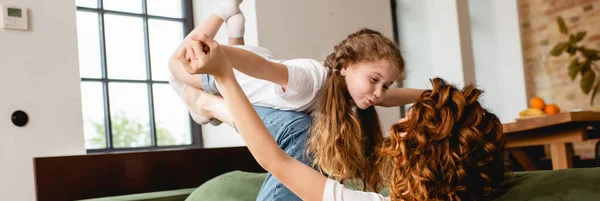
[306,28,405,191]
[382,78,508,200]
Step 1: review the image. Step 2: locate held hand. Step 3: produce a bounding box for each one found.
[180,34,232,77]
[397,108,413,138]
[175,41,195,74]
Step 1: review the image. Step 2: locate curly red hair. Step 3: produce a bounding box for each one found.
[381,78,508,200]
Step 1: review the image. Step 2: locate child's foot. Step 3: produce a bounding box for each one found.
[169,76,213,125]
[227,12,245,38]
[184,87,217,125]
[214,0,242,20]
[195,90,223,126]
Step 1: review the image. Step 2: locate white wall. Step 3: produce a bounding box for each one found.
[199,0,401,147]
[254,0,395,60]
[395,0,526,123]
[468,0,527,123]
[396,0,475,90]
[0,0,86,200]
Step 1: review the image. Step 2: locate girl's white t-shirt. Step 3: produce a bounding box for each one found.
[215,45,328,112]
[323,178,390,201]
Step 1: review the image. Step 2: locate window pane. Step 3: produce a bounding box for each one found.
[149,19,184,81]
[81,82,107,149]
[76,11,102,79]
[104,14,147,80]
[108,83,151,148]
[153,84,191,146]
[147,0,183,18]
[103,0,142,14]
[76,0,98,8]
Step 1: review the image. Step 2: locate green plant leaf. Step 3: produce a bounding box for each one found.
[567,44,577,55]
[569,34,576,44]
[591,83,600,106]
[574,31,587,43]
[550,42,567,56]
[567,43,577,56]
[580,70,595,94]
[580,60,591,76]
[557,16,568,35]
[581,48,599,60]
[568,58,581,80]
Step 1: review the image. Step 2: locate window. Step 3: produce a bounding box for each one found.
[75,0,201,152]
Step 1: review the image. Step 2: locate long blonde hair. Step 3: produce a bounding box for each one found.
[383,78,508,200]
[306,28,405,191]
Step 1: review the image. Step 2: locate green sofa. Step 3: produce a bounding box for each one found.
[80,167,600,201]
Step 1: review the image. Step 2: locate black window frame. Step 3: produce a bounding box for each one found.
[77,0,203,153]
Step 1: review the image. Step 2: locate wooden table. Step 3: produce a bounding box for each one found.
[503,111,600,170]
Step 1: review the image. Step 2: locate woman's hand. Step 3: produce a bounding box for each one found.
[176,34,232,77]
[397,108,414,138]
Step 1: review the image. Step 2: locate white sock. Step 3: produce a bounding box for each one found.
[227,12,245,38]
[169,76,210,125]
[214,0,242,20]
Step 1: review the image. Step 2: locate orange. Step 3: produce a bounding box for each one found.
[530,97,546,110]
[544,104,561,114]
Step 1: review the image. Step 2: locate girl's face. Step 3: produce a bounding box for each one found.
[341,59,400,109]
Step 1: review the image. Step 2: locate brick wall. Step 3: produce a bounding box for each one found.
[518,0,600,159]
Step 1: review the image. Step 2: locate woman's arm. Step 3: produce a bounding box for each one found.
[377,88,423,107]
[189,35,326,201]
[217,75,326,201]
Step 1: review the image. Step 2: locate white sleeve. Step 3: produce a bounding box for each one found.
[273,59,327,108]
[323,178,390,201]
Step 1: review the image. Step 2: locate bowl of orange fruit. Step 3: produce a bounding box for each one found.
[518,97,561,118]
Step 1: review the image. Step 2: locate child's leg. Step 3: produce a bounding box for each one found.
[169,0,242,125]
[184,1,246,126]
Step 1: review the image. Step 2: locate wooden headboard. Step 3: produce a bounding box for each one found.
[34,147,265,201]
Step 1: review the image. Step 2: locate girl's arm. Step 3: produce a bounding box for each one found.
[168,57,204,89]
[377,88,424,107]
[187,35,290,90]
[172,40,290,90]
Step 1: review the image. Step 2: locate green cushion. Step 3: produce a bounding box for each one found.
[78,188,195,201]
[185,171,268,201]
[186,168,600,201]
[494,167,600,201]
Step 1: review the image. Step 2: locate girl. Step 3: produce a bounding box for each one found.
[169,0,422,195]
[183,35,508,200]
